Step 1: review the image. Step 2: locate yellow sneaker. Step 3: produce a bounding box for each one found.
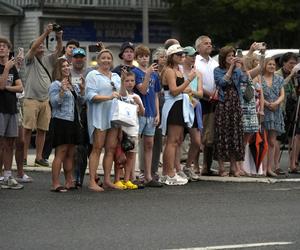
[123,180,138,190]
[114,181,127,190]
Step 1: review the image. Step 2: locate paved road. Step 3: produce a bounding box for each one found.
[1,171,300,250]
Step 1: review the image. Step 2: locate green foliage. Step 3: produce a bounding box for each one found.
[166,0,300,49]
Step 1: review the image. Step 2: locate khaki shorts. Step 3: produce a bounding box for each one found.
[22,98,51,131]
[202,112,215,146]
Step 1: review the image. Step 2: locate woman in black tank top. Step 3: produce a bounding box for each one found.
[160,44,196,185]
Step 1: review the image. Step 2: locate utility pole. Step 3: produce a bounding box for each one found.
[142,0,149,45]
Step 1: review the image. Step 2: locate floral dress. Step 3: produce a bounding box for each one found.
[213,67,244,162]
[262,74,285,135]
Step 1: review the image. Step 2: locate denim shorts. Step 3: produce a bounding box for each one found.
[138,116,156,136]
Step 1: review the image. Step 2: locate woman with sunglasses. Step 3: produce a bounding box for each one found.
[85,48,121,192]
[181,46,203,180]
[49,58,85,192]
[160,44,196,185]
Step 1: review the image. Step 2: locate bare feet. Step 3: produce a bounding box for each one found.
[102,181,123,190]
[88,182,104,192]
[229,171,240,177]
[218,170,229,177]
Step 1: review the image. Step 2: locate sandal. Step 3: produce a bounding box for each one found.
[51,186,67,193]
[288,168,300,174]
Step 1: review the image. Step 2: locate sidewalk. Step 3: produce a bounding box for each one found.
[12,149,300,183]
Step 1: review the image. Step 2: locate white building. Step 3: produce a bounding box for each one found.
[0,0,174,65]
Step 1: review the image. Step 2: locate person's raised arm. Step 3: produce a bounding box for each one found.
[26,24,53,60]
[166,68,196,96]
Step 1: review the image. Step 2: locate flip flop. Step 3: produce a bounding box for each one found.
[288,168,300,174]
[65,186,78,191]
[51,186,67,193]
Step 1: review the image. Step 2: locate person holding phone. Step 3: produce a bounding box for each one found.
[49,57,85,192]
[0,37,24,189]
[131,44,163,187]
[213,46,245,177]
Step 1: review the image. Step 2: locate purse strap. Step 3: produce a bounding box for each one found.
[35,56,52,82]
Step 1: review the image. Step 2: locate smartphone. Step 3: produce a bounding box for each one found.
[9,52,14,60]
[236,49,243,58]
[153,59,158,64]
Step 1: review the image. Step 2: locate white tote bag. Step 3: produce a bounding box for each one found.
[111,99,137,127]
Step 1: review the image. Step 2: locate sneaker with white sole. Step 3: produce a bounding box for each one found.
[159,175,167,184]
[183,166,201,181]
[165,174,188,186]
[177,170,189,180]
[0,176,4,184]
[1,176,24,190]
[16,174,33,183]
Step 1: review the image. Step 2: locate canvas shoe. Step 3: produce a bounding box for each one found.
[1,176,24,190]
[165,174,188,186]
[16,174,33,183]
[183,166,201,181]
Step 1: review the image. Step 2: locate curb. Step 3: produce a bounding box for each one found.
[15,166,300,183]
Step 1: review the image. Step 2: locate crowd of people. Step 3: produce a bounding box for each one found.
[1,23,300,192]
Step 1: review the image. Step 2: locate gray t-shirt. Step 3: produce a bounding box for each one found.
[24,53,56,101]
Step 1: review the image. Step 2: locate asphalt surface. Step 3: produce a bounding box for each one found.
[1,172,300,250]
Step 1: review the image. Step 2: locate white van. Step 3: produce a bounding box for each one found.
[213,49,299,68]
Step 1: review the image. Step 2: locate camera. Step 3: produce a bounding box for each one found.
[153,59,158,64]
[257,42,266,50]
[52,23,62,32]
[121,133,135,152]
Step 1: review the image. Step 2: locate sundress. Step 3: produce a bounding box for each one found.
[240,74,259,133]
[262,75,285,135]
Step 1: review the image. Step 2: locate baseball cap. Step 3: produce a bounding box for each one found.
[183,46,197,56]
[166,44,184,56]
[72,48,86,57]
[119,42,134,59]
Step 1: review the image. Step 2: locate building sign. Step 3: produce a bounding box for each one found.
[60,20,171,43]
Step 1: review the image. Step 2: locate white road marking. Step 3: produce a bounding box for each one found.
[166,241,293,250]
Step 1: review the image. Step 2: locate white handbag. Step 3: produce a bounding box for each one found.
[111,98,137,127]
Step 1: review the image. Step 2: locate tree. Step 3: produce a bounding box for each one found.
[167,0,300,50]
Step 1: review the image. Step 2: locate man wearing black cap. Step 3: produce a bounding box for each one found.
[112,41,136,76]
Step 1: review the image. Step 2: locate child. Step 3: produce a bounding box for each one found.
[114,71,145,190]
[132,45,163,187]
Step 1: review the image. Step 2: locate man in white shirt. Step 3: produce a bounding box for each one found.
[194,35,219,175]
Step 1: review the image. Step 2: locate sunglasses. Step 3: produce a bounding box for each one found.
[110,81,117,91]
[175,52,185,56]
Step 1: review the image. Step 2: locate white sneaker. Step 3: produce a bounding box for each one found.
[1,176,24,190]
[165,174,188,186]
[0,176,4,184]
[159,175,167,184]
[16,174,33,183]
[177,170,188,180]
[183,166,200,181]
